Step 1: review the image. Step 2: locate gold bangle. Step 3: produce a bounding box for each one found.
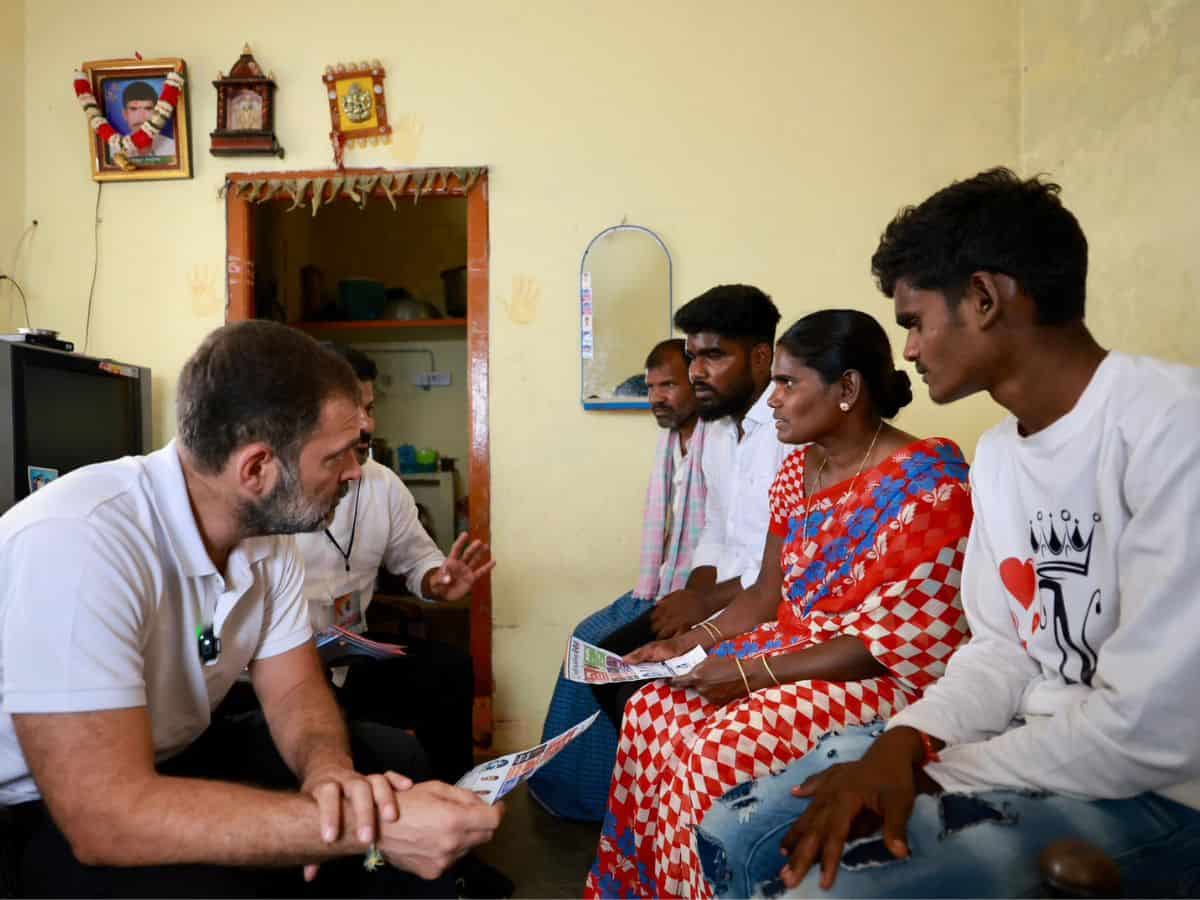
[706,618,724,639]
[760,655,781,687]
[696,621,717,644]
[733,656,752,697]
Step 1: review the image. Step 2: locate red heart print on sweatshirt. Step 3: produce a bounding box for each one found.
[999,557,1036,610]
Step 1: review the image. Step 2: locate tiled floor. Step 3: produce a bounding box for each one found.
[473,784,601,898]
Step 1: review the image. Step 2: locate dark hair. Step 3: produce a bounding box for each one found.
[178,320,361,474]
[325,343,378,382]
[673,284,781,346]
[644,338,687,370]
[777,309,912,419]
[871,167,1088,325]
[123,81,158,107]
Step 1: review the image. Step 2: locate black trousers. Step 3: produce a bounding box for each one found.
[335,632,476,785]
[589,609,658,729]
[15,712,454,898]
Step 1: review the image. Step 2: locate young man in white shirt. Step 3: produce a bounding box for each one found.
[696,169,1200,898]
[0,321,502,897]
[638,284,786,638]
[591,285,787,720]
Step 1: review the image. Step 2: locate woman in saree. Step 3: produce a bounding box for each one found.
[586,309,974,898]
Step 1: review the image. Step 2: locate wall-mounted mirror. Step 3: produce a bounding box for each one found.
[580,224,673,410]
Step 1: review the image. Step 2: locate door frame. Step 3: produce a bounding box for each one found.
[223,167,495,742]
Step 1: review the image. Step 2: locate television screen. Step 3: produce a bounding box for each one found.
[0,343,151,512]
[21,362,141,476]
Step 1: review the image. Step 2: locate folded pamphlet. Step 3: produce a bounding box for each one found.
[315,625,406,664]
[456,711,600,804]
[562,636,706,685]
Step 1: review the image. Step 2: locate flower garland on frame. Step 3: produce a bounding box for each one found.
[72,68,185,171]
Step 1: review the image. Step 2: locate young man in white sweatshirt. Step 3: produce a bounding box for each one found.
[695,169,1200,898]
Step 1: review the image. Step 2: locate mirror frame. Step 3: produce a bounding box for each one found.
[579,223,674,410]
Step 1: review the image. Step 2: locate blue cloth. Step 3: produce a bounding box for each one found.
[697,724,1200,898]
[527,591,653,822]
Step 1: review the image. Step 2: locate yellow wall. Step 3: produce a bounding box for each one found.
[19,0,1026,749]
[1,0,25,333]
[1022,0,1200,368]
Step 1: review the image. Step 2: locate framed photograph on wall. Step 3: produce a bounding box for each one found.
[75,57,192,182]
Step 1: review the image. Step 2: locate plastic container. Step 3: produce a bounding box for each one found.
[338,279,386,320]
[395,444,418,473]
[415,448,439,472]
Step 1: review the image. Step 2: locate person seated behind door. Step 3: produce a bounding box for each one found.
[0,321,501,898]
[296,344,494,787]
[528,338,707,822]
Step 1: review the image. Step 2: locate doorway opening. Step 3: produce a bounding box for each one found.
[223,167,494,744]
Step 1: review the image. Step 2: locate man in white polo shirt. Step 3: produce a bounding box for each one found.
[0,321,501,897]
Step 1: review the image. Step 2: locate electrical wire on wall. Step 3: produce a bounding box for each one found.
[2,219,38,329]
[83,182,104,353]
[364,346,437,392]
[0,275,31,329]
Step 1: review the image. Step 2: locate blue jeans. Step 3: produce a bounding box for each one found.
[527,591,654,822]
[698,724,1200,898]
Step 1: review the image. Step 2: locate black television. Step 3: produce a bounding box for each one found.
[0,342,152,514]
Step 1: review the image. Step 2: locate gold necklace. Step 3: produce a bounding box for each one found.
[802,420,884,547]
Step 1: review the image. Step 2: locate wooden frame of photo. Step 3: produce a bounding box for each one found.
[80,57,193,182]
[322,60,392,151]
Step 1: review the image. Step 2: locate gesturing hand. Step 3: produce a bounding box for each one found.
[671,657,757,705]
[650,589,714,638]
[778,728,932,891]
[425,533,497,602]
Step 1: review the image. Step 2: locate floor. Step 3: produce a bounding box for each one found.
[473,783,601,898]
[368,599,601,895]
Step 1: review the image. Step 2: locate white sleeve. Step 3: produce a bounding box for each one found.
[735,439,787,589]
[690,438,726,572]
[917,397,1200,798]
[254,537,314,660]
[2,520,149,713]
[887,476,1040,744]
[381,473,445,601]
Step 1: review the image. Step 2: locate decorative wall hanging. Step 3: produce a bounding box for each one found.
[322,60,392,168]
[210,45,284,158]
[219,167,485,216]
[73,57,192,182]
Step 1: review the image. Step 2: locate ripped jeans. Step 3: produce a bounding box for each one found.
[697,724,1200,898]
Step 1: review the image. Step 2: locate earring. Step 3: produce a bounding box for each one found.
[839,402,851,412]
